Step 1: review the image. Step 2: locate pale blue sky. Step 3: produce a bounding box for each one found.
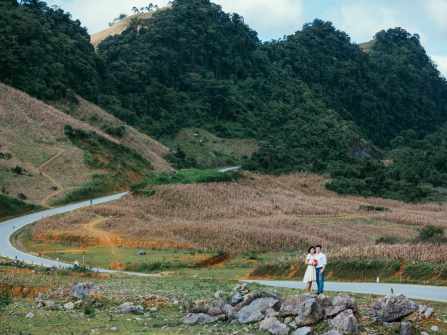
[47,0,447,77]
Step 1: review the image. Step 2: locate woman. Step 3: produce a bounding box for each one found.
[302,246,317,292]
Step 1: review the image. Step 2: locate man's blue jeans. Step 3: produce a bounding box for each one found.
[316,267,324,294]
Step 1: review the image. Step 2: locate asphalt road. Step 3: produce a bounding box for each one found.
[242,280,447,303]
[0,192,153,276]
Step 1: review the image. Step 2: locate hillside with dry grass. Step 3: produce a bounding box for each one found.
[90,12,154,47]
[0,83,170,209]
[30,172,447,261]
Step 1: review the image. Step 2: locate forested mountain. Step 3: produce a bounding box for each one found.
[1,0,447,202]
[0,0,101,100]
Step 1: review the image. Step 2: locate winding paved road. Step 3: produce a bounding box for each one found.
[0,193,152,277]
[242,280,447,303]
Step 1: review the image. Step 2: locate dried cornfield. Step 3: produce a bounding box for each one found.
[32,173,447,256]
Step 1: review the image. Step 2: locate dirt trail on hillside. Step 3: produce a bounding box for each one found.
[37,150,66,206]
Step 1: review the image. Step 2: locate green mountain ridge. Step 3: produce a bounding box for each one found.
[1,0,447,202]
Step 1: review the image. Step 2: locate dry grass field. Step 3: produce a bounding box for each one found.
[30,173,447,261]
[0,83,170,206]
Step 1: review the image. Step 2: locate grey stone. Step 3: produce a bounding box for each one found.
[400,321,413,335]
[371,295,418,322]
[25,312,34,319]
[323,295,357,318]
[237,297,280,324]
[71,282,96,300]
[431,325,440,332]
[222,304,236,319]
[329,309,359,334]
[294,297,324,327]
[259,317,290,335]
[292,326,313,335]
[231,291,244,305]
[321,330,342,335]
[280,295,315,317]
[64,302,75,311]
[137,250,146,256]
[423,307,434,319]
[118,302,144,315]
[182,313,218,325]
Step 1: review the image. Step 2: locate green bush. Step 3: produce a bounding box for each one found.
[417,225,445,243]
[0,291,12,310]
[375,236,402,245]
[0,194,39,220]
[403,263,434,280]
[327,259,401,280]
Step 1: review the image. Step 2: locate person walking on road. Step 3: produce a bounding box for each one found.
[315,245,327,294]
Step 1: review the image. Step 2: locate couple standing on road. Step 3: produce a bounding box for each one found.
[302,245,327,294]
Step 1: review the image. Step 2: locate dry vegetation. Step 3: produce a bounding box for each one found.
[31,173,447,260]
[0,83,170,206]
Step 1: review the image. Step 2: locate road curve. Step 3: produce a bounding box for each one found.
[0,193,154,277]
[242,280,447,303]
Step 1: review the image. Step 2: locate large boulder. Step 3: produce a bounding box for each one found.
[183,313,218,325]
[280,295,314,317]
[372,295,418,322]
[259,317,290,335]
[294,297,324,327]
[322,295,357,318]
[237,297,280,324]
[71,282,96,300]
[329,309,359,335]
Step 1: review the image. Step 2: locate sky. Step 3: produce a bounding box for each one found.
[47,0,447,77]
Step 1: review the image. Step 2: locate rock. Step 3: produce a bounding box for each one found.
[118,302,144,315]
[421,332,429,335]
[371,295,418,322]
[71,282,96,300]
[431,325,440,332]
[64,302,75,311]
[110,327,118,332]
[329,309,359,334]
[321,330,342,335]
[280,295,314,317]
[292,326,313,335]
[259,317,290,335]
[137,250,146,256]
[214,290,225,299]
[323,295,357,318]
[400,321,413,335]
[182,313,218,325]
[25,312,34,319]
[222,304,236,319]
[237,297,280,324]
[423,307,433,319]
[231,291,243,305]
[235,291,278,310]
[294,297,324,327]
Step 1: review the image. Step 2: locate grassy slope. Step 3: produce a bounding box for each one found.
[0,82,170,208]
[0,194,40,220]
[162,128,257,168]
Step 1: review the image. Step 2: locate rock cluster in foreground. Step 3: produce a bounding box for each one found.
[183,284,436,335]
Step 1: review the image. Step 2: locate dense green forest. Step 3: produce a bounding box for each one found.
[0,0,101,100]
[1,0,447,202]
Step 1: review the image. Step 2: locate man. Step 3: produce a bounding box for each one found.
[315,245,327,294]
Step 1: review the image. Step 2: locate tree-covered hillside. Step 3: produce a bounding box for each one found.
[2,0,447,202]
[0,0,101,100]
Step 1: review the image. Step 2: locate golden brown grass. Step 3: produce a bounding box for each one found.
[0,82,170,205]
[31,173,447,258]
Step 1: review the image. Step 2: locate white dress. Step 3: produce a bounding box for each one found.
[302,254,317,283]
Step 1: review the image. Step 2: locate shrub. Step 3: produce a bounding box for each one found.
[0,291,12,310]
[375,236,402,245]
[417,225,445,243]
[403,263,434,280]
